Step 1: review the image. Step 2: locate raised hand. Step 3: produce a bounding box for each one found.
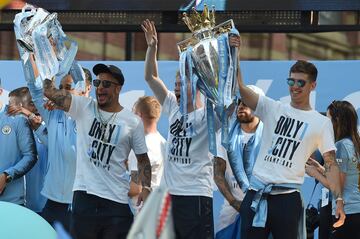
[141,19,158,48]
[229,34,241,48]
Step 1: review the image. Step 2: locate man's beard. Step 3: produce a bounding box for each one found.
[238,115,255,124]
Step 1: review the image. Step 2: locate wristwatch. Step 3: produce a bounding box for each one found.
[3,172,12,183]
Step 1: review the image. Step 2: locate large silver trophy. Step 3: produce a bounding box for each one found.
[177,5,239,154]
[14,4,85,90]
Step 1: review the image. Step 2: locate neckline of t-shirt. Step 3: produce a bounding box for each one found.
[182,106,205,115]
[241,130,255,137]
[96,105,126,116]
[287,103,315,113]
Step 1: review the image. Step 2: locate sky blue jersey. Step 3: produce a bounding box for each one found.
[26,123,48,212]
[0,105,37,204]
[28,80,77,204]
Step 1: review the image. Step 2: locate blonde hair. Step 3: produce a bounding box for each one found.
[134,96,161,120]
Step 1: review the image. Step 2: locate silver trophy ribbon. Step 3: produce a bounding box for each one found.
[177,5,239,155]
[14,4,85,91]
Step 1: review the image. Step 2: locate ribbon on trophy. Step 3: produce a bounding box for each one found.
[177,5,239,156]
[13,4,85,90]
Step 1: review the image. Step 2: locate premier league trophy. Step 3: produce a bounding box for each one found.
[13,4,85,90]
[178,6,250,191]
[177,5,239,155]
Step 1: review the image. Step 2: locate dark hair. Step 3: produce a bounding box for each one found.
[9,87,31,105]
[327,100,360,157]
[9,87,30,98]
[82,68,92,85]
[290,60,318,81]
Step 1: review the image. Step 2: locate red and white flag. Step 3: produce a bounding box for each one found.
[127,187,175,239]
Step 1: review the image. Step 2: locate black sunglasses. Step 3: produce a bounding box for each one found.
[286,78,308,88]
[237,99,247,107]
[93,79,119,88]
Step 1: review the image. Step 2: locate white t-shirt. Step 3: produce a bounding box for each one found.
[216,132,245,202]
[252,95,336,185]
[128,132,166,188]
[127,132,166,216]
[68,96,148,204]
[162,92,214,197]
[216,132,245,232]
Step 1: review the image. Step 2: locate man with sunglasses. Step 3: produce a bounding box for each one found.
[26,55,92,231]
[42,63,151,239]
[233,55,346,238]
[214,85,265,239]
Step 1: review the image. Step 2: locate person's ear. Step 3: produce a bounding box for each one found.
[117,85,123,93]
[310,81,317,91]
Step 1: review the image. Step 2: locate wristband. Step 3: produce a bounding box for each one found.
[143,186,152,192]
[335,197,345,204]
[28,113,36,120]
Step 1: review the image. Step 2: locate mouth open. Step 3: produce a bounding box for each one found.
[97,94,107,102]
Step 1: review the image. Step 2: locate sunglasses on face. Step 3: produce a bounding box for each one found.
[286,78,308,88]
[93,79,119,88]
[237,99,247,107]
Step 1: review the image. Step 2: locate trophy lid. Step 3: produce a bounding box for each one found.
[182,4,215,34]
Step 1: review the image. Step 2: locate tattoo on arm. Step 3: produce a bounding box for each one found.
[131,170,140,184]
[323,150,343,199]
[43,79,72,112]
[136,153,152,187]
[214,157,239,209]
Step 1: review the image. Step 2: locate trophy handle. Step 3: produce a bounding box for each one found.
[17,39,33,52]
[212,20,235,37]
[177,37,199,53]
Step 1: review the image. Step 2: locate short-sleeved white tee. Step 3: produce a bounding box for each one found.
[162,92,214,197]
[252,95,336,185]
[216,132,245,202]
[68,95,148,204]
[127,132,166,188]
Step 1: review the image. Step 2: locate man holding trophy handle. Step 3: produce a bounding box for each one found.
[142,18,241,239]
[235,36,346,237]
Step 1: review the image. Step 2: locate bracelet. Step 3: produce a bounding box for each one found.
[335,197,345,204]
[143,186,152,192]
[28,113,36,120]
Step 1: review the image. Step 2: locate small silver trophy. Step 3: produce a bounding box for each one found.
[14,4,85,91]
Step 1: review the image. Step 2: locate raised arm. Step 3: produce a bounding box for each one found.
[43,79,72,112]
[214,157,242,211]
[230,35,259,111]
[141,19,168,105]
[27,53,72,112]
